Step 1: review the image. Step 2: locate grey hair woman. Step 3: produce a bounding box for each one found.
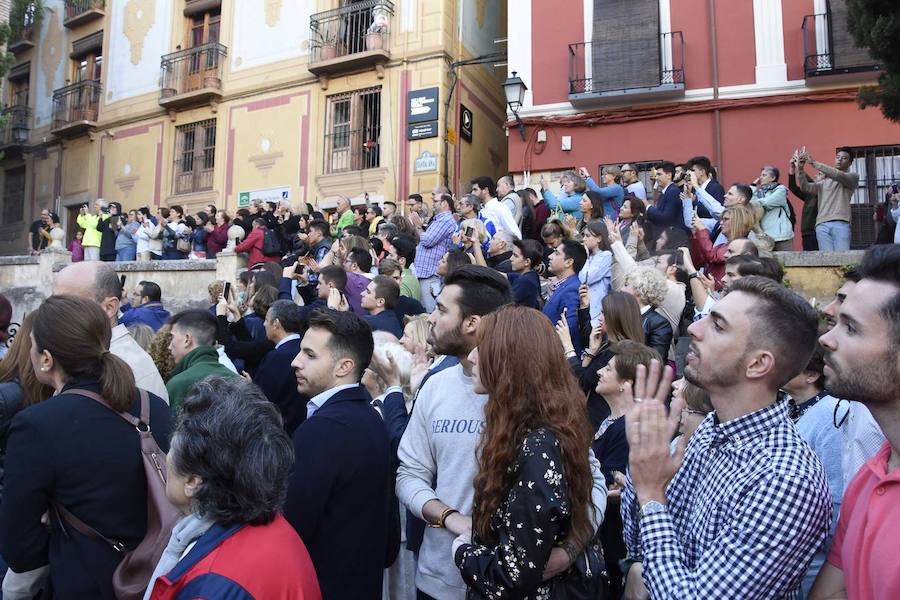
[145,376,321,598]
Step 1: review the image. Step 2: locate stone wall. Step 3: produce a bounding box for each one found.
[0,249,248,329]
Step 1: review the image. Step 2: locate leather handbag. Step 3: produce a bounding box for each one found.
[54,389,179,600]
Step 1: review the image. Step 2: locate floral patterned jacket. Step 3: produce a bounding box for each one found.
[455,428,604,599]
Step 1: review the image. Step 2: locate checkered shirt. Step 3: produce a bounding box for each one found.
[620,399,832,599]
[414,211,458,279]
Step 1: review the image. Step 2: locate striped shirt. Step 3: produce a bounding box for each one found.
[414,211,457,279]
[621,399,832,599]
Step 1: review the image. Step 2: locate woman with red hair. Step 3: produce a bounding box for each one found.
[453,305,603,598]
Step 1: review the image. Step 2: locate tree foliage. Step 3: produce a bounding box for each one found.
[846,0,900,122]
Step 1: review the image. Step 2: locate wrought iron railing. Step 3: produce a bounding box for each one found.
[64,0,105,21]
[802,13,879,77]
[159,42,227,99]
[324,88,381,173]
[0,105,32,146]
[8,25,34,48]
[52,80,100,129]
[310,0,394,64]
[568,31,684,95]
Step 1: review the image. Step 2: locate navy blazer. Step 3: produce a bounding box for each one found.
[364,311,404,339]
[0,380,172,599]
[543,275,583,354]
[252,337,307,436]
[284,385,390,600]
[647,183,688,232]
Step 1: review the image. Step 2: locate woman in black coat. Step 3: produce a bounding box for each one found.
[0,296,172,599]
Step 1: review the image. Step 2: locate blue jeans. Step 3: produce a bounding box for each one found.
[116,247,137,261]
[815,220,851,251]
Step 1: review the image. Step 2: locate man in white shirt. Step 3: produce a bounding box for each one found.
[496,175,523,226]
[471,176,521,239]
[621,163,647,200]
[53,261,169,402]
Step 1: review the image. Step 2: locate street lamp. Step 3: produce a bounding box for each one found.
[502,71,528,141]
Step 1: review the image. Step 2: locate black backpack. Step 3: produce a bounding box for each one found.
[261,228,282,256]
[783,196,797,228]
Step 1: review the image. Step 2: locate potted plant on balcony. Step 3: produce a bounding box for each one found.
[366,10,389,51]
[315,28,338,61]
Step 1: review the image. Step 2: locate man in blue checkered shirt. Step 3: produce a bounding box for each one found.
[620,276,833,599]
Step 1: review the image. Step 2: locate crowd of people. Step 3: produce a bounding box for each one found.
[1,163,898,600]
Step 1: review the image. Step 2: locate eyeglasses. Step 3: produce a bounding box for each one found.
[681,408,707,419]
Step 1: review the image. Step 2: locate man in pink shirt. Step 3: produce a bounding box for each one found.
[811,244,900,600]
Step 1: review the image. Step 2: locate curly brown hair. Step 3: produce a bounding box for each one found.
[472,306,594,548]
[148,323,176,381]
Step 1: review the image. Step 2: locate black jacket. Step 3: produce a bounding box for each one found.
[284,385,390,600]
[215,315,275,375]
[0,381,24,502]
[0,379,172,599]
[97,218,118,260]
[252,337,307,436]
[642,308,674,361]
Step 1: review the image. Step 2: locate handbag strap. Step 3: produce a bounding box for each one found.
[66,388,150,430]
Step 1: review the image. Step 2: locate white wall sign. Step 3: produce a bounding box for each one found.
[414,151,438,173]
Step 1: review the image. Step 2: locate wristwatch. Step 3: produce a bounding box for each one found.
[688,271,700,279]
[639,500,667,519]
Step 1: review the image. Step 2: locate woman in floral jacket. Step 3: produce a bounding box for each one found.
[454,306,603,599]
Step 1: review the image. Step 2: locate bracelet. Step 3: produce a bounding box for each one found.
[564,350,576,359]
[428,507,458,528]
[582,349,597,359]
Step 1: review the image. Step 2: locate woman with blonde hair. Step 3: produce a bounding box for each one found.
[690,202,757,284]
[454,306,602,598]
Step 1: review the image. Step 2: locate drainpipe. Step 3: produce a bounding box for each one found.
[442,64,458,190]
[708,0,722,179]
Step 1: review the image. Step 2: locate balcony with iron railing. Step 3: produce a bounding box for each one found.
[802,13,881,83]
[0,105,32,150]
[568,31,685,106]
[159,43,227,110]
[64,0,106,28]
[7,25,35,54]
[308,0,393,77]
[51,80,100,138]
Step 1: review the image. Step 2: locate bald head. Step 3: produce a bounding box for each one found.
[725,238,758,260]
[54,262,123,323]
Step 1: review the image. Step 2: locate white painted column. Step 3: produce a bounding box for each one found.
[582,0,592,87]
[507,0,533,110]
[752,0,788,84]
[813,0,830,68]
[659,0,673,77]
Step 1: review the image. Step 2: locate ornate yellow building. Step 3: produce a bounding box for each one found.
[0,0,509,254]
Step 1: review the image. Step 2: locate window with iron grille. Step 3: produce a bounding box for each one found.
[324,87,381,174]
[845,144,900,248]
[2,167,26,224]
[173,119,216,195]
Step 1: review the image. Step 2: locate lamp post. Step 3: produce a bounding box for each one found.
[502,71,528,141]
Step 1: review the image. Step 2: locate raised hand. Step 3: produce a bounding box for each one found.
[624,360,683,506]
[369,350,401,388]
[578,283,591,310]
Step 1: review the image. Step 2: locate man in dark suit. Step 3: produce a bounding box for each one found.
[647,161,688,233]
[252,299,307,435]
[285,309,389,600]
[361,275,404,339]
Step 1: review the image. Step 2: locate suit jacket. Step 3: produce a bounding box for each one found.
[543,275,583,354]
[285,385,390,600]
[642,308,674,361]
[0,380,172,599]
[253,338,307,436]
[647,183,688,232]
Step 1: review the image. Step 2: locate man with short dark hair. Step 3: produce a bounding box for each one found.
[361,275,404,338]
[795,147,858,251]
[646,162,686,232]
[167,310,239,411]
[382,200,397,220]
[811,245,900,599]
[377,258,426,320]
[415,195,457,312]
[285,309,389,600]
[119,280,171,331]
[543,239,587,354]
[252,299,308,435]
[621,276,832,599]
[471,176,520,239]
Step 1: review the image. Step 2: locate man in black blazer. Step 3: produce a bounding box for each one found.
[647,161,688,233]
[252,299,307,435]
[285,309,389,600]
